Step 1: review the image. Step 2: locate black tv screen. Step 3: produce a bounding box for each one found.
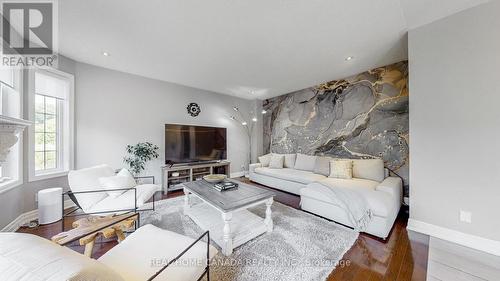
[165,124,227,164]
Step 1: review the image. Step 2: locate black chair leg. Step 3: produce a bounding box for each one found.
[61,194,65,232]
[135,212,140,229]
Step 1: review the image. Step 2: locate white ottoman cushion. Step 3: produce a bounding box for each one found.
[99,224,218,281]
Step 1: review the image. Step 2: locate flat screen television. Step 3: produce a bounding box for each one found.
[165,124,227,164]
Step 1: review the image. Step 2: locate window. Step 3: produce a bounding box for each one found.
[34,94,59,171]
[29,69,74,181]
[0,68,22,191]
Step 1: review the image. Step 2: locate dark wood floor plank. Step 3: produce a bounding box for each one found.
[382,224,410,280]
[368,272,384,281]
[397,241,415,281]
[407,234,430,281]
[16,177,429,281]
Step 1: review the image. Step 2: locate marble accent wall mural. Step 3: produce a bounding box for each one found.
[263,61,409,184]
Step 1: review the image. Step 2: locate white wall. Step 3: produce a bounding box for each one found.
[74,62,255,181]
[409,1,500,242]
[0,58,258,230]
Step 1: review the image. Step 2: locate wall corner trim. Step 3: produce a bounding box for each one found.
[407,218,500,256]
[1,200,76,232]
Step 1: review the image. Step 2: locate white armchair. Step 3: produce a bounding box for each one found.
[64,165,160,229]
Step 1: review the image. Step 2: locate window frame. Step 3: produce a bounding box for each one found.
[0,68,24,193]
[28,68,74,182]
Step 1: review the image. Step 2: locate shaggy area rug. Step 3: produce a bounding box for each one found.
[141,196,358,281]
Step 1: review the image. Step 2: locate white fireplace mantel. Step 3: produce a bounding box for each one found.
[0,115,32,163]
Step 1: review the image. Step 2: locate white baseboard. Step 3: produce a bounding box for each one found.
[230,171,245,178]
[1,199,76,232]
[407,219,500,256]
[1,209,39,232]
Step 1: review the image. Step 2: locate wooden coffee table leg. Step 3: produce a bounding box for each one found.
[115,228,126,242]
[222,212,233,256]
[184,188,191,214]
[80,233,98,258]
[84,239,96,257]
[264,197,274,233]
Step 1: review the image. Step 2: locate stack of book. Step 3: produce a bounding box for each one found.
[213,181,238,192]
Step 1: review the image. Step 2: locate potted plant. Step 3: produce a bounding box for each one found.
[123,142,160,176]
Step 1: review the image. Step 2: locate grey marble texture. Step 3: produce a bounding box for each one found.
[263,61,409,184]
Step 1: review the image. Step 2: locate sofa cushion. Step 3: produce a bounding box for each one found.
[68,164,115,211]
[99,168,137,198]
[352,159,385,182]
[329,159,353,179]
[313,156,332,176]
[254,167,326,185]
[294,153,317,172]
[99,224,218,281]
[269,154,284,169]
[88,184,159,215]
[258,153,272,167]
[303,179,393,217]
[0,232,124,281]
[317,177,379,190]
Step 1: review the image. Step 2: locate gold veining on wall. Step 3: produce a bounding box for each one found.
[263,61,409,184]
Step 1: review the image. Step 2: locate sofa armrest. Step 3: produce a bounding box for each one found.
[249,163,262,174]
[376,177,402,201]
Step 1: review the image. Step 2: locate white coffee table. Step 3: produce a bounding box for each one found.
[182,179,275,256]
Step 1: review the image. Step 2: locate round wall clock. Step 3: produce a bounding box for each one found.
[187,102,201,117]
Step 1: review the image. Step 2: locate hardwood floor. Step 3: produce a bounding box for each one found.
[239,178,430,281]
[17,178,429,281]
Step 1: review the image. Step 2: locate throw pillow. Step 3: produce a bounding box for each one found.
[294,153,318,171]
[283,153,297,168]
[313,156,333,176]
[352,159,385,182]
[98,168,137,198]
[270,153,297,168]
[268,154,285,169]
[329,159,353,179]
[258,153,272,167]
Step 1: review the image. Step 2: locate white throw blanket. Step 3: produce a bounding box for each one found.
[313,181,373,231]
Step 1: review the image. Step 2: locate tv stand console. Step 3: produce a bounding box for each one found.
[161,161,230,193]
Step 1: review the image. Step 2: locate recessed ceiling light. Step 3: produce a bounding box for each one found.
[345,56,354,61]
[102,51,110,56]
[241,121,248,126]
[261,110,267,114]
[252,117,257,122]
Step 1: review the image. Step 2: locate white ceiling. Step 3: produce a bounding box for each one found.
[58,0,488,99]
[400,0,489,29]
